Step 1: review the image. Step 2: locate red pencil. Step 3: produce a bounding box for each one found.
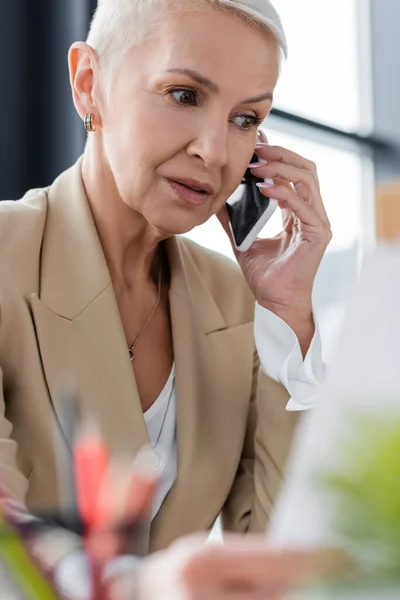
[73,419,111,600]
[74,420,109,529]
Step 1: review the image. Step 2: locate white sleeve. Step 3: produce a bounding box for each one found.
[254,303,324,411]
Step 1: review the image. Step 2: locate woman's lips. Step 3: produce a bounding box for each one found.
[166,179,213,207]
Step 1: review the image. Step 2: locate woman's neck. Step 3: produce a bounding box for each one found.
[81,147,163,289]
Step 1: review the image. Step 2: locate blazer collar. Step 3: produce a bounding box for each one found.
[40,157,111,320]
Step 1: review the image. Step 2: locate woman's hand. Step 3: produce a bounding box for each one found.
[111,534,347,600]
[218,136,332,354]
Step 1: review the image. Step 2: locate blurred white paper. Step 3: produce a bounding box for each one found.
[268,243,400,549]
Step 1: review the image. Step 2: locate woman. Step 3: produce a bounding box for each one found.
[0,0,331,595]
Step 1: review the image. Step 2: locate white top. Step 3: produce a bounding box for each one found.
[143,365,177,519]
[145,303,324,521]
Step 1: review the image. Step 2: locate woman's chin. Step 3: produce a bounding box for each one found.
[151,210,211,237]
[157,221,202,237]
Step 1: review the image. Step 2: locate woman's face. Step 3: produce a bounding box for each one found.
[96,8,280,235]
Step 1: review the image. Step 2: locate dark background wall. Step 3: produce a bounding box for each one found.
[0,0,96,199]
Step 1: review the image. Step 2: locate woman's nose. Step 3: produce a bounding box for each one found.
[187,124,229,169]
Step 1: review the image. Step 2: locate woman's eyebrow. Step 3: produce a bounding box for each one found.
[165,68,219,93]
[164,68,273,104]
[242,91,273,104]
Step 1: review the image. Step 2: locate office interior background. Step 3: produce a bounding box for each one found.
[1,0,399,359]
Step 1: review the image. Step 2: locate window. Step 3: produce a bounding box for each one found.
[272,0,371,133]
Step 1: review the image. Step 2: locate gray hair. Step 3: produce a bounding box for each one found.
[87,0,287,77]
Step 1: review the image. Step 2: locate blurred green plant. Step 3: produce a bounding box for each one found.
[318,411,400,578]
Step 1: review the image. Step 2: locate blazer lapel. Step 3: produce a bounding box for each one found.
[31,159,149,459]
[150,238,255,551]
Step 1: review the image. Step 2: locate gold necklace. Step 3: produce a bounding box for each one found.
[128,265,163,361]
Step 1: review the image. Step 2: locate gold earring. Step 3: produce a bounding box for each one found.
[84,113,96,133]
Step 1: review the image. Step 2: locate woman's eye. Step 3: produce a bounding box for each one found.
[170,89,198,105]
[232,115,260,130]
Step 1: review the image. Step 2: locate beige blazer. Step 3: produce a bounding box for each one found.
[0,160,299,554]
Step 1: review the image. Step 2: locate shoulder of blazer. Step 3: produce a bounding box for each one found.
[0,188,49,298]
[177,236,255,327]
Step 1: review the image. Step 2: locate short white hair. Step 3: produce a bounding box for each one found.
[87,0,287,77]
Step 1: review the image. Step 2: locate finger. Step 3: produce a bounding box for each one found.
[181,543,352,598]
[251,162,316,195]
[257,129,268,144]
[271,163,329,226]
[189,588,281,600]
[218,591,283,600]
[187,545,323,587]
[270,183,295,232]
[225,549,348,587]
[257,183,322,233]
[182,533,352,581]
[251,161,329,225]
[272,176,293,192]
[255,143,318,178]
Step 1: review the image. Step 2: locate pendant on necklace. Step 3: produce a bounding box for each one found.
[129,347,135,361]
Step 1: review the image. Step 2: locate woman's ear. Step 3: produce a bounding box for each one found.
[68,42,102,127]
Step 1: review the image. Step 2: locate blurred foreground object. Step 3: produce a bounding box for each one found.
[112,535,349,600]
[0,514,60,600]
[320,415,400,574]
[268,243,400,597]
[376,182,400,242]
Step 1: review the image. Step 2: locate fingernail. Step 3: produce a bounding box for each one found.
[257,130,268,143]
[255,143,270,148]
[248,160,267,168]
[256,180,274,189]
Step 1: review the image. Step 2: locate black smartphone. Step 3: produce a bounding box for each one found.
[226,152,277,252]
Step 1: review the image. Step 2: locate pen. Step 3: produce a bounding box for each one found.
[53,376,80,521]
